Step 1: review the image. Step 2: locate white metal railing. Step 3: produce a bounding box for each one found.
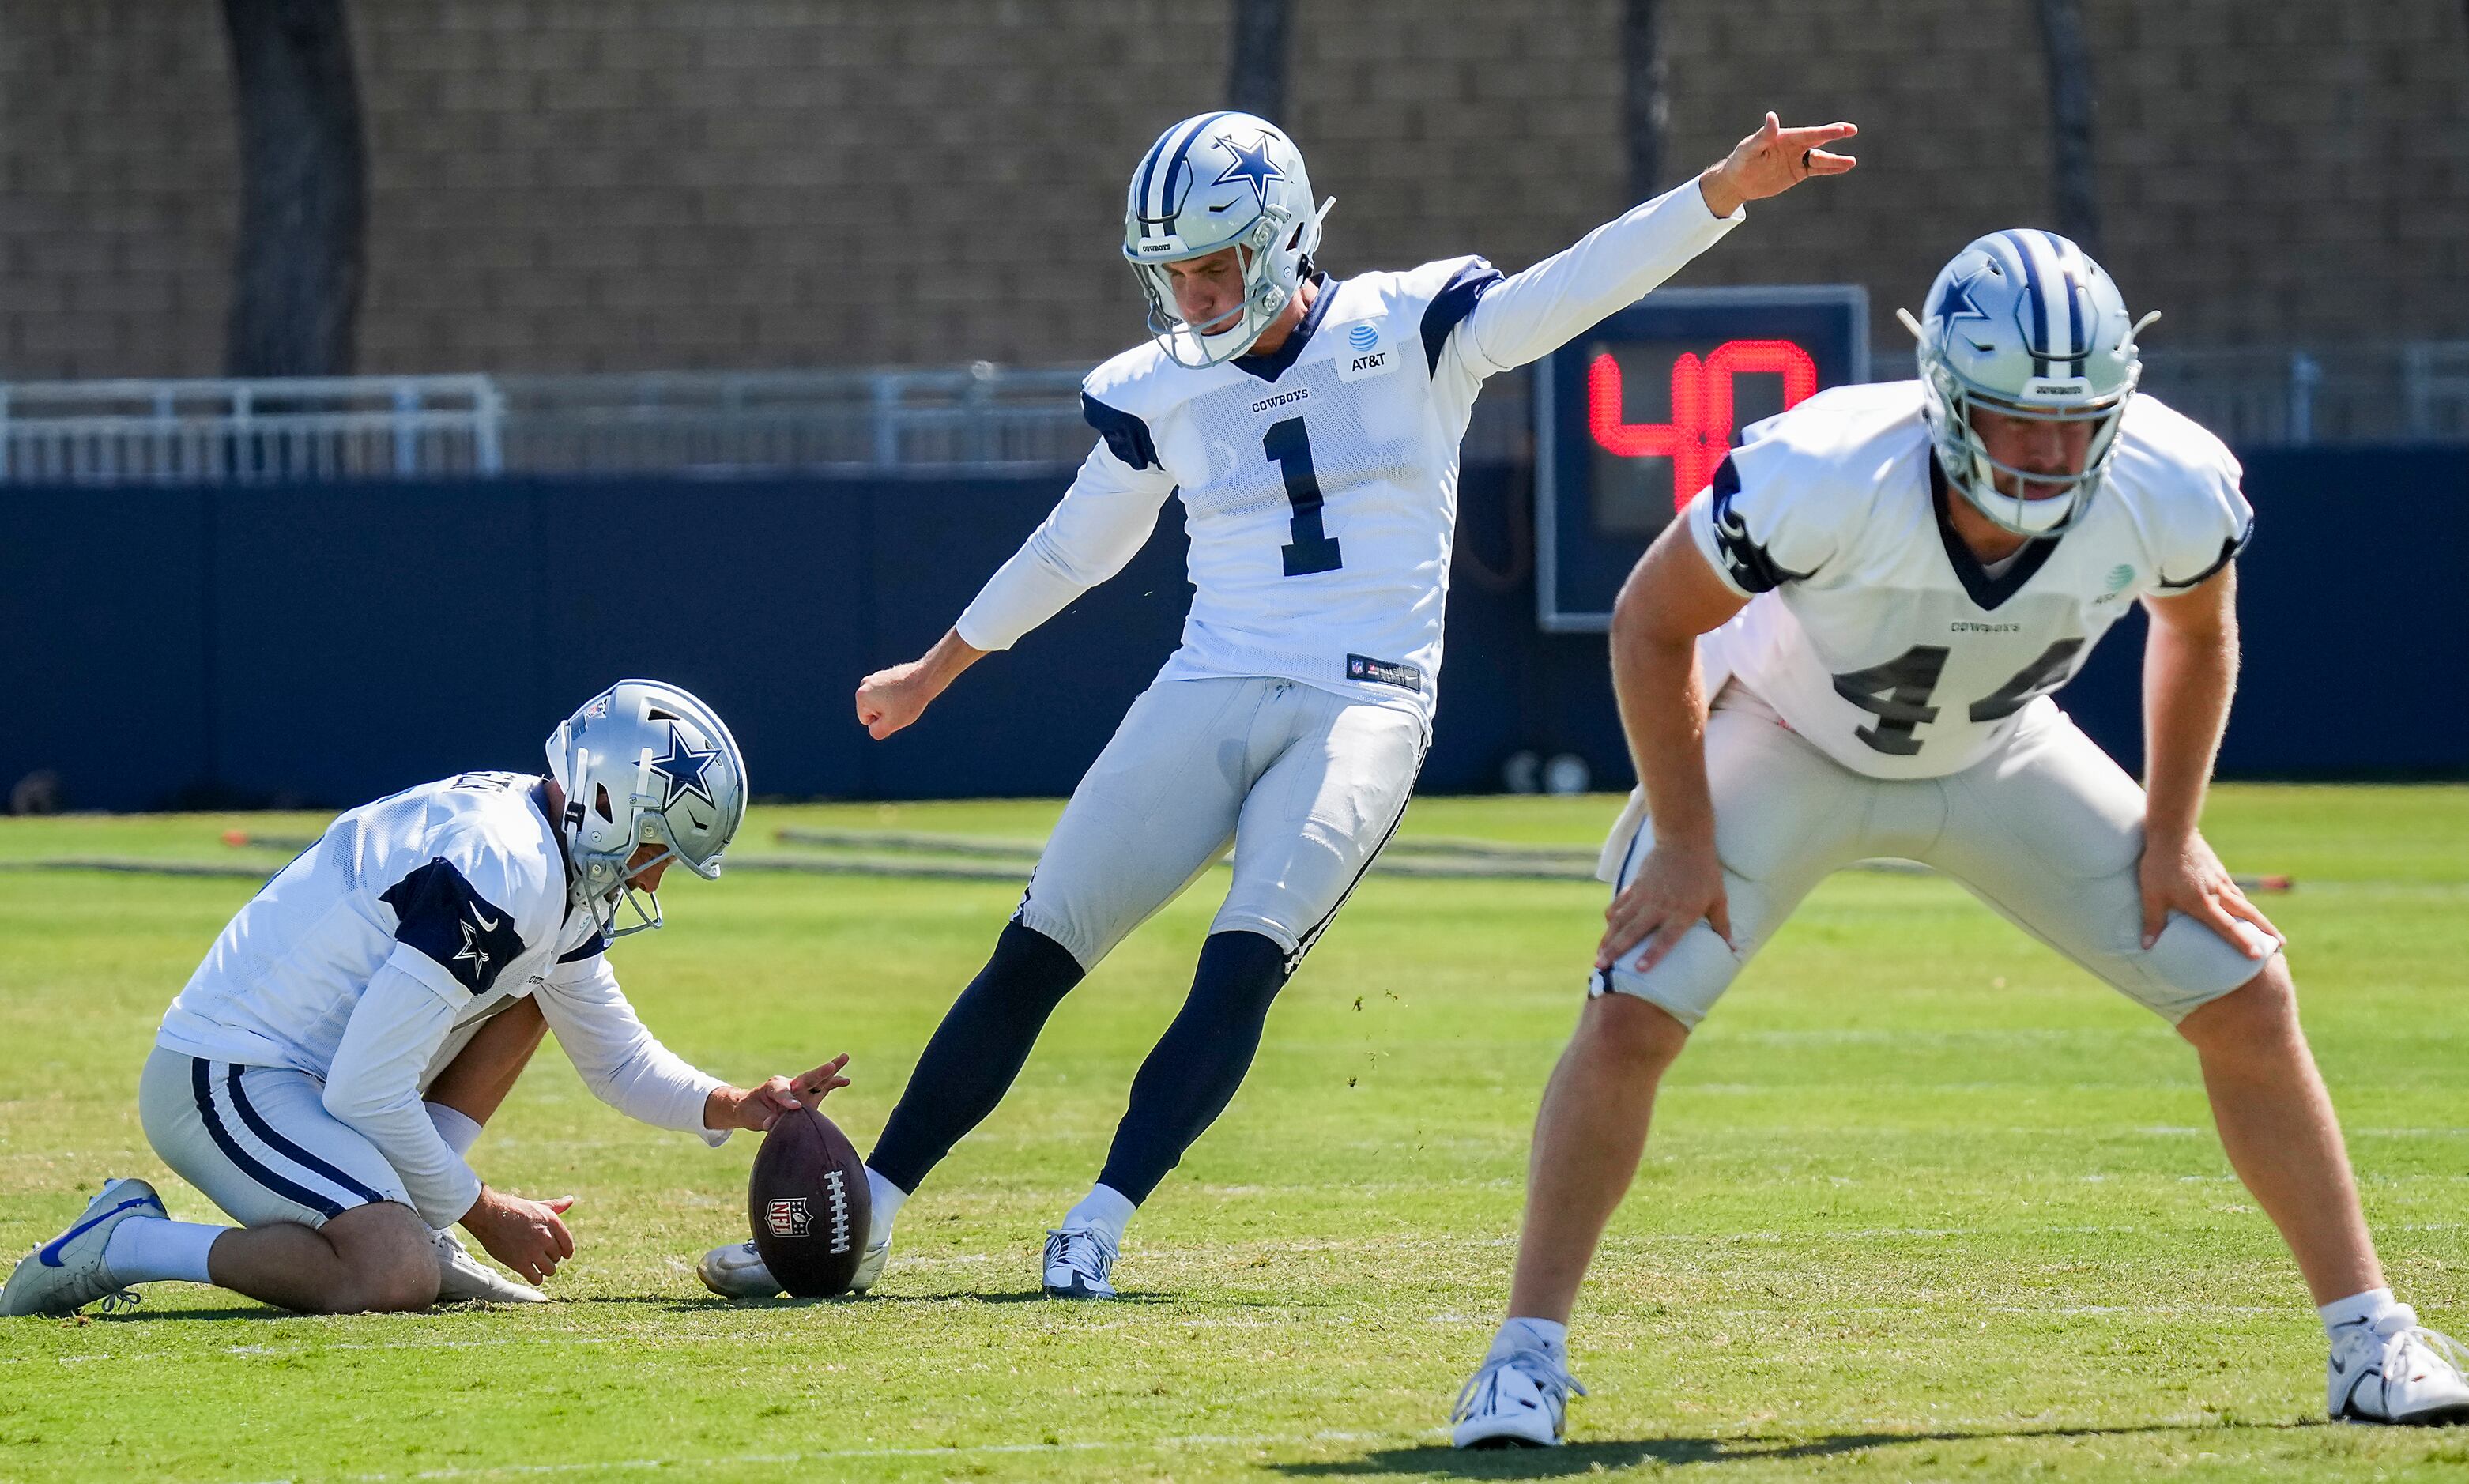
[1866,341,2469,446]
[4,342,2463,484]
[0,375,503,484]
[492,364,1091,473]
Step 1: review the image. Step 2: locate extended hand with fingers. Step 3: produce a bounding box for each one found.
[1698,113,1859,217]
[707,1053,854,1133]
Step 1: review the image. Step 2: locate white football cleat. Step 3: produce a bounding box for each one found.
[2328,1305,2469,1425]
[432,1230,547,1305]
[2,1178,167,1317]
[849,1234,891,1294]
[1041,1226,1118,1299]
[1452,1344,1587,1448]
[697,1241,783,1300]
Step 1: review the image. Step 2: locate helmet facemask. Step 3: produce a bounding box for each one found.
[1921,359,2137,537]
[1135,215,1296,368]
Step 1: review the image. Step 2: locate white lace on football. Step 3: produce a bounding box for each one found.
[1452,1347,1586,1424]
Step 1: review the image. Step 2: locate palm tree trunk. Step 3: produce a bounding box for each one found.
[1227,0,1291,122]
[221,0,367,377]
[2034,0,2104,256]
[1622,0,1668,202]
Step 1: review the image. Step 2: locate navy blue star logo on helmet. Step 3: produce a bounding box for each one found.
[1211,132,1285,209]
[1932,268,1993,329]
[648,725,720,810]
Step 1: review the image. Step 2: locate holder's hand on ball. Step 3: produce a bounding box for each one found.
[706,1053,853,1132]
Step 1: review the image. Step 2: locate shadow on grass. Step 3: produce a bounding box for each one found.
[656,1288,1185,1309]
[62,1286,1197,1324]
[1272,1422,2327,1478]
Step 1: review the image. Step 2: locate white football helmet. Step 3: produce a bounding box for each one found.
[545,680,746,940]
[1900,230,2158,537]
[1122,111,1333,368]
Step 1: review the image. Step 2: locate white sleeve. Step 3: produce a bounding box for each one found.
[953,435,1175,653]
[1446,180,1746,380]
[533,955,729,1147]
[1683,447,1847,598]
[2150,446,2254,592]
[322,958,483,1228]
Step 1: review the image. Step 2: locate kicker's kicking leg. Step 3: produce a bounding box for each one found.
[1037,930,1291,1299]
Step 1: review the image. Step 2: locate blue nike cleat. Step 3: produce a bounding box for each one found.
[3,1177,168,1317]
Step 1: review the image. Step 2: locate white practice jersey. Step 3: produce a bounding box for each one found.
[156,770,725,1224]
[1684,381,2253,779]
[160,772,665,1084]
[957,180,1745,726]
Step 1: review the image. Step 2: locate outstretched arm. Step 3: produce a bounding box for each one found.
[1453,114,1857,379]
[854,435,1174,740]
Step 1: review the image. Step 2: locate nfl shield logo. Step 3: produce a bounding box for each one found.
[767,1197,811,1238]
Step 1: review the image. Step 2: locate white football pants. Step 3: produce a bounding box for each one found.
[1016,676,1426,972]
[138,1047,413,1228]
[1595,683,2278,1027]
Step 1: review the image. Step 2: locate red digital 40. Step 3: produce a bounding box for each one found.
[1586,339,1819,510]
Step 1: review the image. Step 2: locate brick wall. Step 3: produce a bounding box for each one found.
[4,0,2463,379]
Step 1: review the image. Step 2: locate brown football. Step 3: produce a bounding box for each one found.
[747,1105,872,1296]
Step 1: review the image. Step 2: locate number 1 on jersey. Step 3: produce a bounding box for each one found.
[1265,417,1344,576]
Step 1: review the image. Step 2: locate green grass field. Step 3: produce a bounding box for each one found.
[4,788,2467,1482]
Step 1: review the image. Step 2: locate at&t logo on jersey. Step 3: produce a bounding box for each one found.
[1336,318,1394,382]
[767,1197,811,1239]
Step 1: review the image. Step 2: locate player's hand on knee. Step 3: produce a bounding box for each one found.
[1598,844,1733,973]
[461,1187,577,1286]
[2138,830,2282,956]
[709,1054,853,1132]
[1698,112,1857,215]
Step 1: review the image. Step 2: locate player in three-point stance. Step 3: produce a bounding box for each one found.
[699,111,1856,1301]
[1449,233,2469,1445]
[2,681,849,1317]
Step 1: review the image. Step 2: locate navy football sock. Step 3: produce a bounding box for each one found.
[866,921,1087,1194]
[1097,930,1291,1205]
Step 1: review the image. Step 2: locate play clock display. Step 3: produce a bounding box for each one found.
[1533,285,1869,631]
